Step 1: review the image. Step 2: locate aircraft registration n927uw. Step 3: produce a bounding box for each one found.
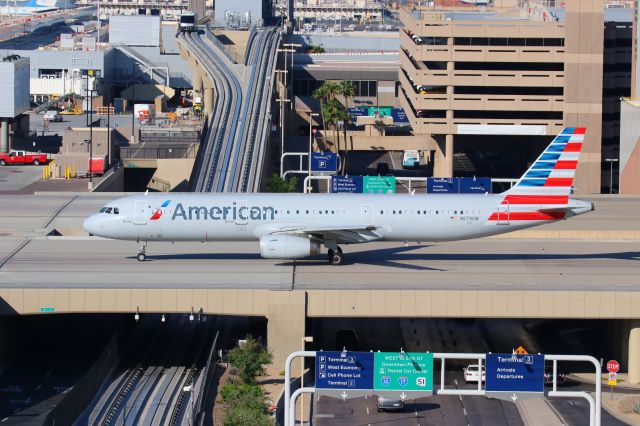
[83,128,594,265]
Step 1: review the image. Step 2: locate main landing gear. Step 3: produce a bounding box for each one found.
[137,241,147,262]
[327,246,343,265]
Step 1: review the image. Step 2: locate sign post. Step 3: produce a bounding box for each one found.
[607,360,619,399]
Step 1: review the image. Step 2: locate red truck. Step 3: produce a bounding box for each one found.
[0,150,49,166]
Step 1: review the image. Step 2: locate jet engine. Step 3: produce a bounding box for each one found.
[259,235,321,259]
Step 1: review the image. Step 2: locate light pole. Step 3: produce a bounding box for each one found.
[85,70,96,190]
[605,158,618,194]
[299,336,313,426]
[308,112,319,191]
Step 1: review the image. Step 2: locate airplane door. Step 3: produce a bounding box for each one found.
[496,200,510,225]
[134,200,148,225]
[361,204,374,226]
[235,200,248,225]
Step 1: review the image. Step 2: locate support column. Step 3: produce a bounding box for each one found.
[0,118,9,153]
[267,291,306,377]
[191,67,203,98]
[444,133,454,177]
[203,87,214,116]
[434,134,453,177]
[629,325,640,384]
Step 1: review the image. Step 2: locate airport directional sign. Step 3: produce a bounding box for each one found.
[485,353,545,402]
[373,352,433,399]
[315,351,374,398]
[363,176,396,193]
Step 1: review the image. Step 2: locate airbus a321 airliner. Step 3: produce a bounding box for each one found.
[83,128,593,265]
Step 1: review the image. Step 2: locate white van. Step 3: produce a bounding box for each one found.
[43,110,62,122]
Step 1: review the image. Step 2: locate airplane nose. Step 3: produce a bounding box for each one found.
[83,215,101,236]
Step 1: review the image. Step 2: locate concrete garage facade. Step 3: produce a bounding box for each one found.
[399,0,607,193]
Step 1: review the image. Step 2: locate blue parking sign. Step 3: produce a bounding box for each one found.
[311,152,337,174]
[315,351,375,398]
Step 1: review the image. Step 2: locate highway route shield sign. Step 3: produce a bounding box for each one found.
[315,351,374,399]
[485,353,544,402]
[608,372,618,386]
[373,352,434,399]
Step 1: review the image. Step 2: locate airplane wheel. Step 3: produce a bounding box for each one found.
[327,249,334,262]
[137,252,146,262]
[330,251,343,266]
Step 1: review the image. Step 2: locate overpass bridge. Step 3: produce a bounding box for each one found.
[1,193,639,377]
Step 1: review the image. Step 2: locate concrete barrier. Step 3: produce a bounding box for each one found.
[43,333,123,426]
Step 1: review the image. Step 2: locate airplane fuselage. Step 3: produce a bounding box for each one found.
[84,192,591,243]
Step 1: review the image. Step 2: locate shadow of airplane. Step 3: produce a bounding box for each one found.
[126,244,640,272]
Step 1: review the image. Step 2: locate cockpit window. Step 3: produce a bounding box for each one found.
[105,207,113,214]
[99,207,107,213]
[114,208,119,214]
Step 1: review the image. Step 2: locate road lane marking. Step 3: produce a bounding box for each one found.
[366,406,369,415]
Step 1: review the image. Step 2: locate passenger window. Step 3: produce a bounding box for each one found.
[287,210,290,214]
[417,210,420,214]
[99,207,107,213]
[331,210,335,214]
[393,210,396,214]
[436,210,439,214]
[460,211,464,215]
[306,210,309,214]
[296,210,300,214]
[399,210,402,215]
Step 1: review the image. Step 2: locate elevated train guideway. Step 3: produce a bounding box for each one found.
[176,25,280,193]
[0,193,639,377]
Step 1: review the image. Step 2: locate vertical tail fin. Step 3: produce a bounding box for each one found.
[503,127,586,204]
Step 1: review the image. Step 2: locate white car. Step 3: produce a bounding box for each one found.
[43,110,62,122]
[464,364,486,383]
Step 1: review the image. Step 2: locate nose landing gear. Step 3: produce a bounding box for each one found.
[137,241,147,262]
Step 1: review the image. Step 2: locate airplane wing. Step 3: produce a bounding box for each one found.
[262,224,384,244]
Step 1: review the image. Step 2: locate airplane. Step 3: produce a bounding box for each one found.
[0,0,73,15]
[83,128,594,265]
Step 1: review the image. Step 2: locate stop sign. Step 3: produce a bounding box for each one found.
[607,360,620,373]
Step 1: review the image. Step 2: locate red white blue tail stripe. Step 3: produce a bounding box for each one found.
[488,127,586,222]
[505,127,585,200]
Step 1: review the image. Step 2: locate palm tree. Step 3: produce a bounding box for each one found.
[338,81,356,174]
[313,81,341,151]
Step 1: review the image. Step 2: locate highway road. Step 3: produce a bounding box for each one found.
[0,7,96,45]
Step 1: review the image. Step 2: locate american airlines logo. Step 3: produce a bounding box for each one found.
[150,200,171,220]
[171,202,275,221]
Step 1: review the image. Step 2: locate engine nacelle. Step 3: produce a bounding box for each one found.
[259,235,321,259]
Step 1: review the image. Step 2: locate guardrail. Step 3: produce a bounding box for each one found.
[194,330,220,426]
[205,27,240,64]
[120,146,198,159]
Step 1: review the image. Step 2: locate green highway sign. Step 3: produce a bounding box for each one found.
[373,352,434,398]
[363,176,396,193]
[39,307,55,313]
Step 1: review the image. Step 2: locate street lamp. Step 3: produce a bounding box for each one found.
[300,336,313,426]
[605,158,618,194]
